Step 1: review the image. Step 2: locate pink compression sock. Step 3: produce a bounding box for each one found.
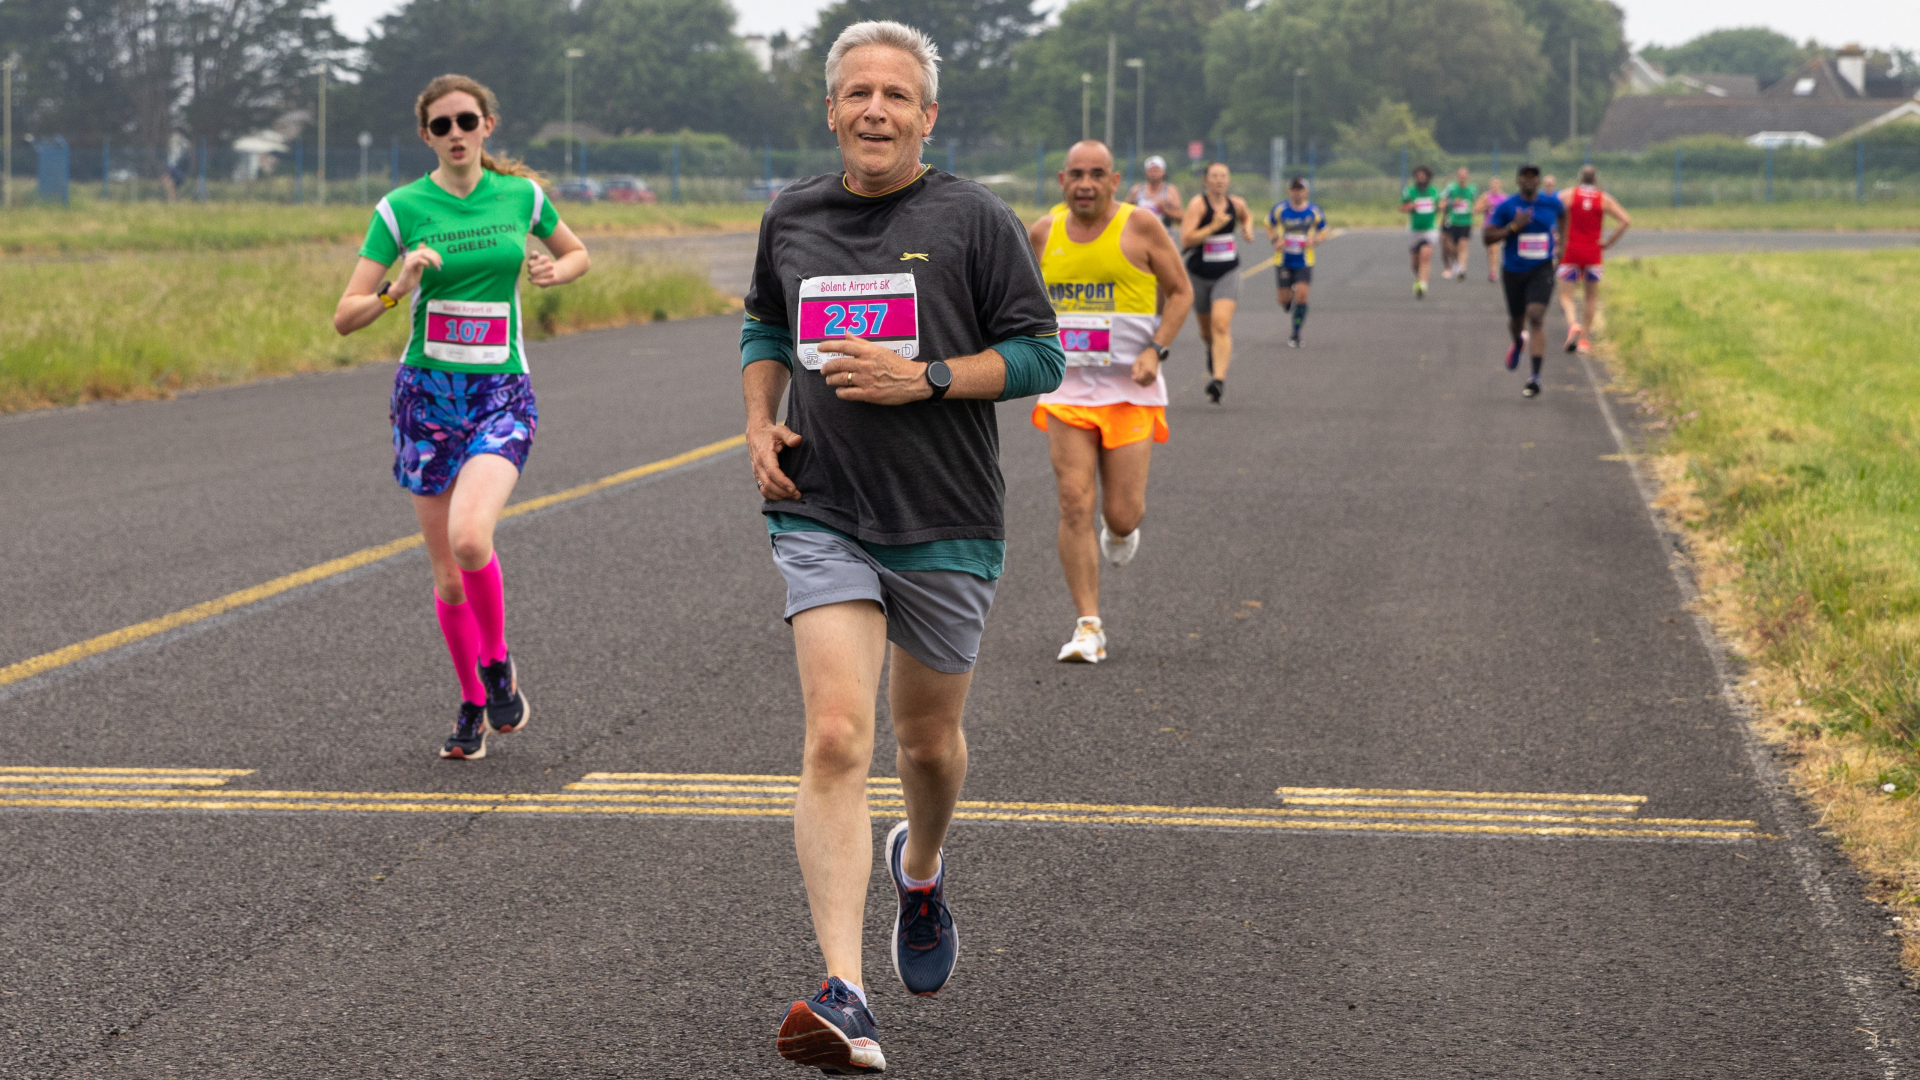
[434,594,486,705]
[459,554,509,665]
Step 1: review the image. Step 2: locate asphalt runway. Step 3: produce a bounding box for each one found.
[5,227,1919,1078]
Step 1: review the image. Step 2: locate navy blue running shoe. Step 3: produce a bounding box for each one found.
[1504,340,1522,371]
[777,977,885,1074]
[439,701,488,760]
[478,654,530,734]
[886,820,958,996]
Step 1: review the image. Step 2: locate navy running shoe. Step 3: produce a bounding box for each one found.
[479,654,530,734]
[1504,340,1522,371]
[777,977,885,1074]
[886,820,958,996]
[439,701,488,760]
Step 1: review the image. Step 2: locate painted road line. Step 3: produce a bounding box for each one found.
[1236,229,1348,279]
[0,766,254,776]
[0,770,1758,841]
[1278,786,1647,804]
[0,435,746,690]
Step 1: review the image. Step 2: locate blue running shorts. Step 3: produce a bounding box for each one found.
[389,364,538,496]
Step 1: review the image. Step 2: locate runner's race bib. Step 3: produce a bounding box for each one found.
[1283,234,1308,254]
[797,273,920,370]
[1452,199,1472,214]
[1412,197,1435,215]
[1058,314,1114,367]
[1202,235,1237,262]
[1517,233,1551,261]
[424,300,511,365]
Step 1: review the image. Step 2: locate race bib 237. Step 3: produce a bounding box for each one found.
[796,273,920,370]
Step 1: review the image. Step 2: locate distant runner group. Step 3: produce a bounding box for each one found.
[331,21,1632,1075]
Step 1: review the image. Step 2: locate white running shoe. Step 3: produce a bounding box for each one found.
[1056,617,1107,663]
[1098,523,1140,567]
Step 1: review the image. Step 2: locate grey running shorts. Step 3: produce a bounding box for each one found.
[771,529,998,674]
[1190,269,1242,315]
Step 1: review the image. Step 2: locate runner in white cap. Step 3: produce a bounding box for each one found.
[1125,155,1183,243]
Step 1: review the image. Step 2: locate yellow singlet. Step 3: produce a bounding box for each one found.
[1039,203,1166,406]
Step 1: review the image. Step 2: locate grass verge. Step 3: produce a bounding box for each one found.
[0,197,766,257]
[0,246,733,411]
[1604,249,1920,964]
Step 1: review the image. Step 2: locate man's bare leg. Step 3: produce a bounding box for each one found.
[792,600,889,990]
[1048,418,1104,619]
[891,646,973,882]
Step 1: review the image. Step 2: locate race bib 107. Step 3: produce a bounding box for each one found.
[1517,233,1551,261]
[424,300,511,365]
[797,273,920,370]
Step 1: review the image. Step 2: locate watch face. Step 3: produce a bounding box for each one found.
[928,361,953,387]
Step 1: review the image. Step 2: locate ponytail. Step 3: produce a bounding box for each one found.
[415,74,549,188]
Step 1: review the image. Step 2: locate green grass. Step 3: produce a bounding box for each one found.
[1606,250,1920,754]
[0,195,765,257]
[0,246,732,411]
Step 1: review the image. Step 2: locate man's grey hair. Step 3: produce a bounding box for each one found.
[825,20,940,107]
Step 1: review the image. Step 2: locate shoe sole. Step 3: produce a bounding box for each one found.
[777,1002,886,1073]
[439,733,488,760]
[1057,647,1105,663]
[887,820,958,997]
[489,692,531,735]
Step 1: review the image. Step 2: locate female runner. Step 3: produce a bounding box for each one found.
[1476,175,1507,284]
[1178,161,1253,405]
[332,74,589,759]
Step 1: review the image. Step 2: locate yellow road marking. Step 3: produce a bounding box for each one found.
[1278,786,1646,804]
[0,766,253,776]
[0,436,746,689]
[1237,228,1348,279]
[579,772,901,784]
[0,774,234,787]
[1280,796,1640,814]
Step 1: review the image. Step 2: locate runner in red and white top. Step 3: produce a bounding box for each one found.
[1554,164,1632,354]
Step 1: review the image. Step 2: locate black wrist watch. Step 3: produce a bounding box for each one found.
[1152,343,1171,362]
[924,360,953,402]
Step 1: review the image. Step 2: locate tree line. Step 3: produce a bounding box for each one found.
[4,0,1906,165]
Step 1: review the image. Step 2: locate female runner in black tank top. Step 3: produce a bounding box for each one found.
[1179,161,1253,404]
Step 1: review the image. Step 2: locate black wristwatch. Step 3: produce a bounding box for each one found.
[1152,343,1171,362]
[924,360,953,402]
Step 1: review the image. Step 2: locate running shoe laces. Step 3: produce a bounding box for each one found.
[1057,618,1107,663]
[778,976,885,1074]
[440,702,488,760]
[479,654,529,734]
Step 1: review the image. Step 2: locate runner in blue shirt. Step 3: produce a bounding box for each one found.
[1483,163,1566,399]
[1264,176,1326,348]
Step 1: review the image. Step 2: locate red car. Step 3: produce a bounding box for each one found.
[604,176,656,204]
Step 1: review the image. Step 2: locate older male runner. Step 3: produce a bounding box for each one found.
[1555,164,1631,354]
[741,20,1063,1075]
[1031,140,1192,664]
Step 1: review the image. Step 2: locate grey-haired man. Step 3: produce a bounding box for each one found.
[740,18,1064,1075]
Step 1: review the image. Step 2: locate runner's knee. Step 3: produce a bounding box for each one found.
[804,713,874,777]
[448,531,494,570]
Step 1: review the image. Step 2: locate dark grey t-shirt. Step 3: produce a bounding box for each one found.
[745,167,1057,545]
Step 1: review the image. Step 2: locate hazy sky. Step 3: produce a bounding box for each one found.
[322,0,1917,55]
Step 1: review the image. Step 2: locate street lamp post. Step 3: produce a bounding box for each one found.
[316,65,328,205]
[1103,34,1116,147]
[1080,73,1091,142]
[358,131,371,203]
[1292,68,1304,169]
[1125,58,1143,176]
[2,55,14,209]
[565,48,585,178]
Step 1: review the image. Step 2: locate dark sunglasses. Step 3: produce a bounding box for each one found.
[427,112,482,137]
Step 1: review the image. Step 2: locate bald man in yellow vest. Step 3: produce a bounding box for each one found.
[1028,140,1193,664]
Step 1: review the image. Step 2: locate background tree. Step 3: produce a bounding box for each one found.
[1508,0,1625,146]
[576,0,767,140]
[1640,27,1807,88]
[177,0,350,144]
[338,0,571,144]
[1332,98,1442,161]
[1207,0,1548,151]
[1005,0,1234,153]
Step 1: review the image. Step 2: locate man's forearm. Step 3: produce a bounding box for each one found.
[743,359,792,426]
[945,349,1007,401]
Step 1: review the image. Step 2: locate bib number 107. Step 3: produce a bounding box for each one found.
[821,302,889,338]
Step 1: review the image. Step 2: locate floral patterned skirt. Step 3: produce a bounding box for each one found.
[389,364,537,496]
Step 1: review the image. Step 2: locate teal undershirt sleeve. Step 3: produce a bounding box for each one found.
[992,334,1066,401]
[740,315,794,370]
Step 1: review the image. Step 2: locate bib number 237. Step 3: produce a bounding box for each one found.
[797,273,920,370]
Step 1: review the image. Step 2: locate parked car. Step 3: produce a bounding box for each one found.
[743,178,792,202]
[554,177,605,202]
[603,176,656,204]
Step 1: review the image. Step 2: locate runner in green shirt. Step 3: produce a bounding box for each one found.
[1439,166,1478,282]
[1399,165,1440,298]
[332,73,590,762]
